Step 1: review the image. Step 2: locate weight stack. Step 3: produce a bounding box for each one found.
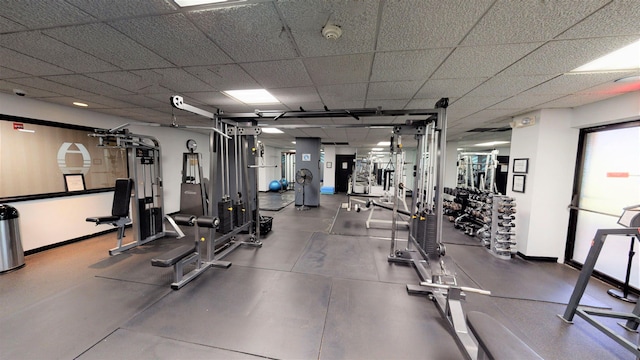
[233,200,246,227]
[424,213,438,256]
[218,199,234,234]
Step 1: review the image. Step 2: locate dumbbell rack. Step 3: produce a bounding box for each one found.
[484,195,517,259]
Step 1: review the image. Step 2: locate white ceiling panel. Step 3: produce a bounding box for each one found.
[467,75,556,97]
[377,0,493,50]
[0,80,59,98]
[0,66,27,79]
[365,99,408,110]
[501,36,640,76]
[44,23,173,70]
[558,1,640,39]
[300,128,328,138]
[448,96,504,119]
[44,75,133,96]
[0,46,71,76]
[433,43,543,79]
[0,14,26,33]
[184,65,259,90]
[406,98,452,111]
[0,1,95,29]
[318,83,367,103]
[463,0,608,46]
[132,69,215,93]
[85,71,155,93]
[110,13,232,67]
[66,0,177,20]
[416,78,488,99]
[526,72,640,95]
[106,94,167,109]
[304,54,373,86]
[489,93,563,110]
[188,3,297,62]
[538,93,620,109]
[269,87,322,106]
[40,96,119,109]
[7,77,96,97]
[0,31,118,73]
[78,95,142,109]
[241,59,313,88]
[367,81,423,100]
[370,49,451,82]
[278,0,379,57]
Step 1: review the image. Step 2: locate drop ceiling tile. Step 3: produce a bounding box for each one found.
[433,43,543,79]
[448,96,504,118]
[7,77,96,97]
[39,96,119,109]
[0,66,28,79]
[292,102,328,111]
[365,99,408,110]
[132,69,215,93]
[79,95,141,108]
[241,59,313,88]
[559,1,640,39]
[463,0,607,45]
[269,87,322,106]
[406,98,450,110]
[367,81,423,100]
[539,93,619,108]
[371,49,451,82]
[0,31,118,73]
[86,71,155,93]
[44,75,133,96]
[106,94,167,108]
[462,109,516,122]
[188,3,298,62]
[377,0,493,50]
[488,93,562,110]
[467,75,555,97]
[416,78,488,99]
[66,0,176,19]
[1,1,95,29]
[300,128,329,138]
[318,83,367,104]
[278,0,378,57]
[110,13,232,66]
[184,65,259,90]
[526,72,639,95]
[500,36,640,76]
[180,91,238,109]
[44,23,173,70]
[322,99,365,110]
[0,15,26,32]
[0,80,59,98]
[0,46,72,76]
[304,54,373,85]
[574,80,640,96]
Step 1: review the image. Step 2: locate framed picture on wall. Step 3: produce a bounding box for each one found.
[64,174,86,192]
[512,174,526,193]
[513,158,529,173]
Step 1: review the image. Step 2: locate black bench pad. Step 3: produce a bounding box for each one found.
[86,216,120,224]
[151,244,197,267]
[466,311,543,360]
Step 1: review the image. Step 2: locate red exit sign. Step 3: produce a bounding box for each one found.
[13,122,24,130]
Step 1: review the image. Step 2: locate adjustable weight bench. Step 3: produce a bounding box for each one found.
[466,311,543,360]
[86,178,133,254]
[151,214,230,290]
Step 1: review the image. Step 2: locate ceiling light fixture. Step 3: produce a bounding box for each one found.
[73,102,88,107]
[473,141,510,147]
[377,141,390,146]
[174,0,236,7]
[260,127,283,134]
[223,89,280,104]
[371,147,383,151]
[571,38,640,73]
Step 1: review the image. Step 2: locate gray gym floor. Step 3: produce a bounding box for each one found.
[0,194,638,359]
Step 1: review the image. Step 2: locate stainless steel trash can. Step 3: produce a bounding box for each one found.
[0,205,25,272]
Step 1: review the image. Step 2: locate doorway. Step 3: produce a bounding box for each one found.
[335,154,355,193]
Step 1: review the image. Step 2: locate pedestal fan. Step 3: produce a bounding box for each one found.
[295,168,313,211]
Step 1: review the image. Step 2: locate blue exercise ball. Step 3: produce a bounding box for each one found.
[269,180,281,191]
[280,179,288,189]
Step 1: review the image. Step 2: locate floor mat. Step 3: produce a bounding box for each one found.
[330,206,410,239]
[445,244,609,308]
[259,191,295,211]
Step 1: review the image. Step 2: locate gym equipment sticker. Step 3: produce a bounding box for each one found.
[57,142,91,175]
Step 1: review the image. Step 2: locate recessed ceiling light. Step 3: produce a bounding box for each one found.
[73,102,88,107]
[571,38,640,73]
[223,89,279,104]
[377,141,390,146]
[474,141,510,147]
[260,127,283,134]
[371,147,383,151]
[174,0,234,7]
[292,141,296,144]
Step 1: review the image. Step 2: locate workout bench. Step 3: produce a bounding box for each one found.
[86,178,133,253]
[151,214,230,290]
